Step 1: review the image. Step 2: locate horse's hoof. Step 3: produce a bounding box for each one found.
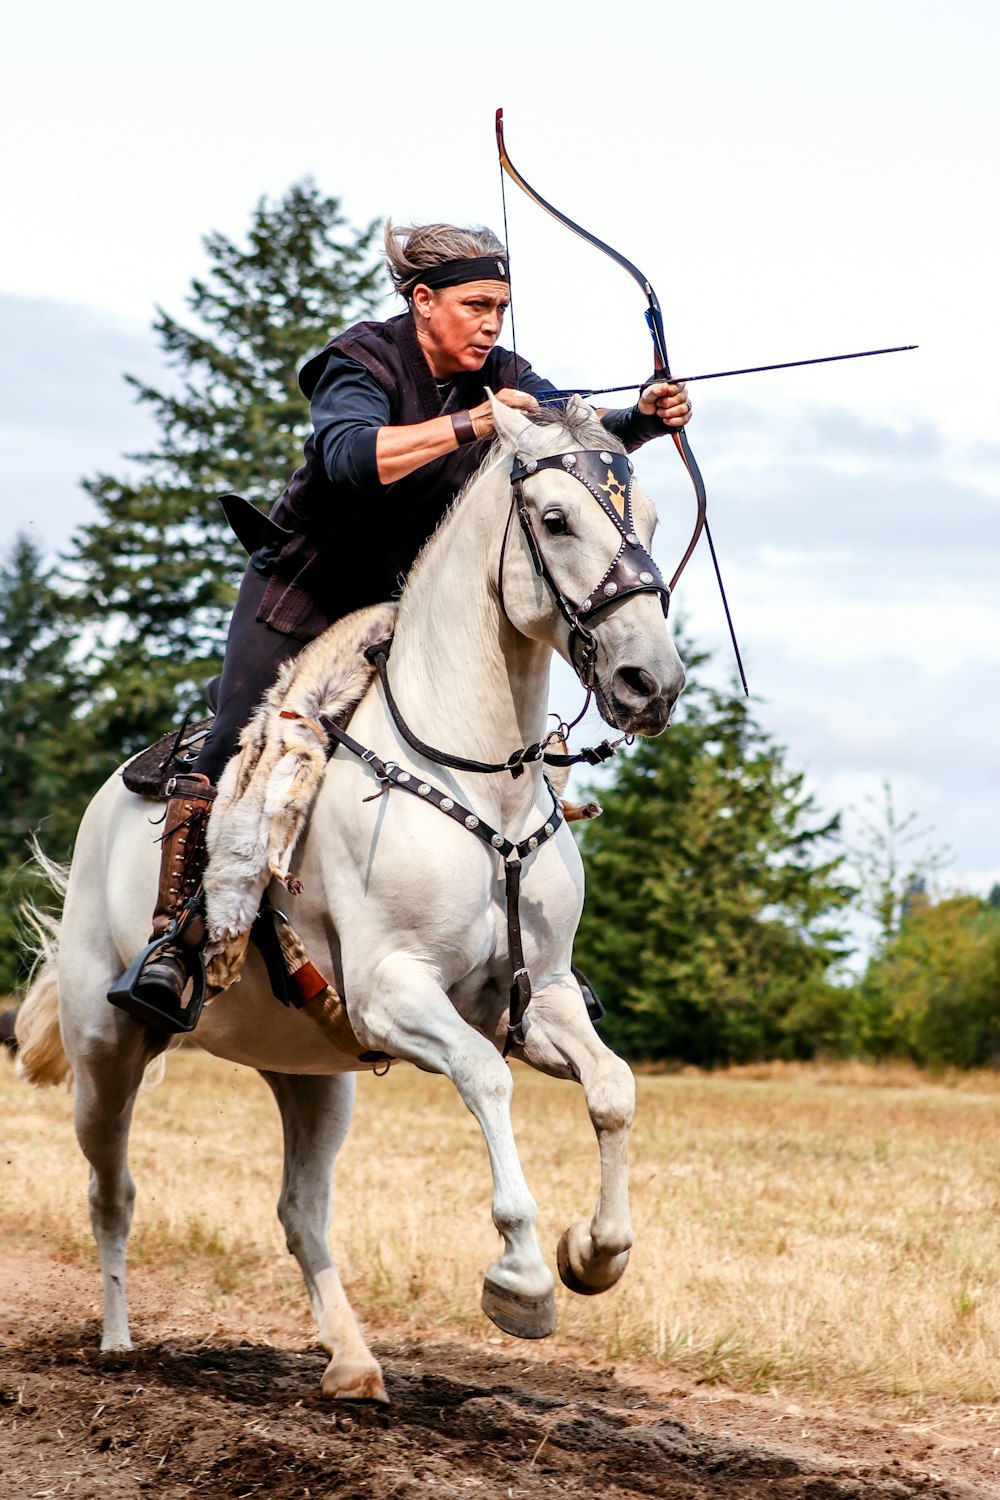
[481,1276,557,1340]
[99,1332,133,1354]
[557,1227,630,1296]
[320,1359,389,1403]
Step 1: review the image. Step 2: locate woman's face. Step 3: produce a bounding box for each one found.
[412,280,511,377]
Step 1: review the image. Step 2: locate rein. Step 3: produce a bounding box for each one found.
[365,641,619,779]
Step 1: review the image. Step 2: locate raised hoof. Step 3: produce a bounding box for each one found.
[320,1360,389,1403]
[557,1228,629,1296]
[481,1277,557,1340]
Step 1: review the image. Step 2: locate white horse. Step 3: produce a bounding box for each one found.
[16,396,685,1402]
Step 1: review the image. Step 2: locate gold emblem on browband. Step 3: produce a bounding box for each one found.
[599,469,627,519]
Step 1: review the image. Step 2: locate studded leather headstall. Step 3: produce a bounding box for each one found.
[508,448,670,679]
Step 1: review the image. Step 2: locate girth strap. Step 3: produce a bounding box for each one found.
[504,859,533,1053]
[316,712,563,1051]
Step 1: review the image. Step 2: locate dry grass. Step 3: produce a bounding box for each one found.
[3,1047,999,1417]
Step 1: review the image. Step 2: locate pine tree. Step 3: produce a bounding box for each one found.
[0,535,101,990]
[573,639,854,1064]
[63,179,384,755]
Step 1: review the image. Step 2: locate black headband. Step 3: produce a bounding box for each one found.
[413,255,509,292]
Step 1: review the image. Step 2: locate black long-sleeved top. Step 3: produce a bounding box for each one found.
[255,311,661,642]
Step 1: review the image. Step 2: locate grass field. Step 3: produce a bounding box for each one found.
[3,1046,999,1417]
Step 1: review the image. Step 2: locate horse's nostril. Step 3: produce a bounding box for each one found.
[616,665,656,701]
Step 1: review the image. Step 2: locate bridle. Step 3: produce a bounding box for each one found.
[500,445,670,688]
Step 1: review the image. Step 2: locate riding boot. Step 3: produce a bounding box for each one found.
[108,773,217,1030]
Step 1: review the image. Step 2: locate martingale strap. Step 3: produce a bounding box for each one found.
[317,713,564,1054]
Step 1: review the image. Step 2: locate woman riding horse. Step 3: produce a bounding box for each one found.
[122,220,693,1024]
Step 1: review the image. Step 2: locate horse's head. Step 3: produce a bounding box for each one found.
[490,396,685,736]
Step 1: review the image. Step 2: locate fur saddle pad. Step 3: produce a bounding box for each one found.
[202,601,397,955]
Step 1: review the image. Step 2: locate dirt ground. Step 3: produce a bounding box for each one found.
[1,1255,997,1499]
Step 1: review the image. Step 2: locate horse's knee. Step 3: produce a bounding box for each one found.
[584,1054,636,1132]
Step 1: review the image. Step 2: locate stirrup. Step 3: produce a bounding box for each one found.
[107,922,208,1034]
[572,964,605,1025]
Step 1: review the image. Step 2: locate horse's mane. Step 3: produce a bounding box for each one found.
[402,403,625,602]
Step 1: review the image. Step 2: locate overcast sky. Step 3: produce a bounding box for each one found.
[2,0,997,945]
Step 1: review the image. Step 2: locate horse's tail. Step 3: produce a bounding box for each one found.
[14,842,73,1089]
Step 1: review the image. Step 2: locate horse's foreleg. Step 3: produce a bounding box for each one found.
[259,1070,387,1402]
[517,983,636,1296]
[352,955,555,1340]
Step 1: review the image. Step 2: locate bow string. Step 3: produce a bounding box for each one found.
[495,108,748,696]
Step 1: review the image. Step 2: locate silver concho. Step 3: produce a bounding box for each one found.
[465,815,479,830]
[526,458,538,473]
[527,836,538,851]
[397,771,411,784]
[543,822,554,836]
[561,453,577,467]
[581,598,593,611]
[599,451,613,464]
[626,532,639,546]
[639,571,654,585]
[440,797,454,811]
[604,582,618,596]
[491,833,504,849]
[417,783,431,796]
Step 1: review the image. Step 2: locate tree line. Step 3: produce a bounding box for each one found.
[2,181,996,1067]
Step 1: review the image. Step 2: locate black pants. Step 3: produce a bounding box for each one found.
[193,565,306,785]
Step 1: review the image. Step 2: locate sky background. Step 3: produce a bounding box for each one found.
[2,0,997,955]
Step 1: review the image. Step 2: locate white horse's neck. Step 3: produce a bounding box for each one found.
[384,457,552,785]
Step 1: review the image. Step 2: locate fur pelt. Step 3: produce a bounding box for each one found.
[203,601,397,950]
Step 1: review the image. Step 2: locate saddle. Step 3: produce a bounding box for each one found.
[121,716,215,799]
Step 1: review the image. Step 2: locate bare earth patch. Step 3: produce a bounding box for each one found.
[1,1253,996,1499]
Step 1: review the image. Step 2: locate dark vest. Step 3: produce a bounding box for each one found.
[258,313,526,640]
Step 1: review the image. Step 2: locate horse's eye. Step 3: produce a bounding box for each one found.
[542,510,569,536]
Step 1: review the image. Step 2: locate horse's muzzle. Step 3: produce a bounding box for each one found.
[606,661,685,736]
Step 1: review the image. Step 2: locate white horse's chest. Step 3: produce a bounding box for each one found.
[302,764,584,994]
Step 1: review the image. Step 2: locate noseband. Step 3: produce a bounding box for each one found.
[503,448,670,683]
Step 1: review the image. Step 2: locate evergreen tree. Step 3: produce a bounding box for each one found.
[0,535,100,990]
[64,179,384,756]
[573,639,854,1064]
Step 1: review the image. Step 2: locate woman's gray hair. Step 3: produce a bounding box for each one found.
[384,220,507,301]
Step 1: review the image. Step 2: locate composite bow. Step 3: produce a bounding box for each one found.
[495,107,748,695]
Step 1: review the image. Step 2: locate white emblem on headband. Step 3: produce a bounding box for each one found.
[497,261,506,276]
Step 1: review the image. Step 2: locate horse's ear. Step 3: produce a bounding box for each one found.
[565,394,594,422]
[486,390,537,454]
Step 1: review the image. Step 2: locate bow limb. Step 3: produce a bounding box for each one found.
[496,110,706,583]
[497,110,746,692]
